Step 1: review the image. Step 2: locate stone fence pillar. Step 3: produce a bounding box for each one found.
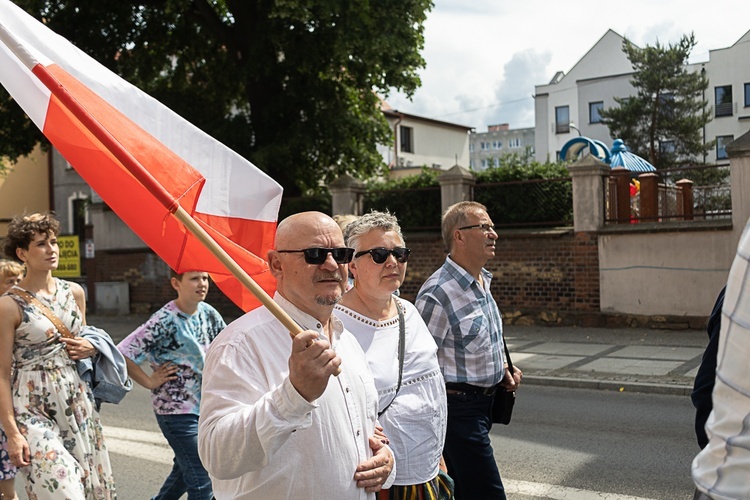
[566,155,610,232]
[638,172,659,221]
[676,179,694,221]
[437,164,475,215]
[328,174,365,216]
[611,167,632,224]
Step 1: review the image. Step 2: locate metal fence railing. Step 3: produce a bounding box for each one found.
[473,177,573,229]
[362,185,442,231]
[605,163,731,224]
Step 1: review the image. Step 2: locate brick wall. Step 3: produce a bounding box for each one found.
[92,230,600,322]
[399,229,600,315]
[92,250,243,319]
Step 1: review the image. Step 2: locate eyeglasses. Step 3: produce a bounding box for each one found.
[354,247,411,264]
[277,247,355,265]
[458,223,496,233]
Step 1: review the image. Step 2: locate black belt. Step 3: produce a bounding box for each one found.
[445,382,496,396]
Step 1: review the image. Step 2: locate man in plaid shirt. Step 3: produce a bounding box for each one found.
[416,201,522,500]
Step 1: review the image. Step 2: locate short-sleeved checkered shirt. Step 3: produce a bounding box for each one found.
[415,255,505,387]
[692,218,750,498]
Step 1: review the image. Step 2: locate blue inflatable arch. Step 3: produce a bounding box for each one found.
[559,137,611,163]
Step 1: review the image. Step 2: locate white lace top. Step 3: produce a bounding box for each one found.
[336,299,447,485]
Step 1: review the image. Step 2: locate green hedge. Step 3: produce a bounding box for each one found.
[362,158,572,230]
[474,160,573,227]
[278,193,332,221]
[276,156,573,229]
[363,169,441,230]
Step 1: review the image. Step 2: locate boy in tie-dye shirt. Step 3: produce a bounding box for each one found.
[118,270,226,500]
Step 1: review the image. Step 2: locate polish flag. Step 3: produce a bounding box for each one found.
[0,0,283,311]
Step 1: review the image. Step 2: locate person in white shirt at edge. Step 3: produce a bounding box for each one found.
[692,217,750,500]
[335,210,449,499]
[198,211,395,499]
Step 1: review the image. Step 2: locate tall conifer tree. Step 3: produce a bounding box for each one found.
[601,34,711,168]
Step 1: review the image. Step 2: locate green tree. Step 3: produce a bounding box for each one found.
[0,0,432,195]
[600,33,711,168]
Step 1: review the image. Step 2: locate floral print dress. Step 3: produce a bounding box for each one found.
[9,280,116,499]
[1,427,17,481]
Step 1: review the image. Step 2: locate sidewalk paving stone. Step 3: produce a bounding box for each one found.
[575,358,684,377]
[607,345,705,361]
[512,352,586,371]
[513,342,616,356]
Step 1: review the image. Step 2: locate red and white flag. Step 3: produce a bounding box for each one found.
[0,0,283,311]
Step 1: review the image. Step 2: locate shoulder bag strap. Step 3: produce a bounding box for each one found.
[8,288,74,339]
[498,334,514,390]
[503,335,513,374]
[378,299,405,418]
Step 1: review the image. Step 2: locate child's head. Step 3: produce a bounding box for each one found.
[170,269,210,304]
[0,259,24,294]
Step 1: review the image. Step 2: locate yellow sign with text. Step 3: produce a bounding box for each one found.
[53,235,81,278]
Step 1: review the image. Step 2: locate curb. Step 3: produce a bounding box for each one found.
[523,375,692,397]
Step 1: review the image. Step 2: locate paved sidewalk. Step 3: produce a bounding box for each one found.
[506,324,707,396]
[89,314,709,397]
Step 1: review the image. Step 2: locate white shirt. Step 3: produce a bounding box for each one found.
[336,299,447,485]
[198,293,394,499]
[692,218,750,499]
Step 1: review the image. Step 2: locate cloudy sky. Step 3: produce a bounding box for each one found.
[385,0,750,132]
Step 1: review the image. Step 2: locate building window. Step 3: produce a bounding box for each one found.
[658,93,676,120]
[399,126,413,153]
[67,191,90,241]
[555,106,570,133]
[508,138,521,148]
[745,83,750,107]
[469,143,474,152]
[659,140,675,155]
[589,101,604,123]
[715,86,733,117]
[717,135,734,160]
[481,159,489,169]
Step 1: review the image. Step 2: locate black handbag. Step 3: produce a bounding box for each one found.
[491,338,515,425]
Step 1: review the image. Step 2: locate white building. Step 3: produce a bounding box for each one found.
[534,29,750,164]
[378,101,472,178]
[469,123,535,170]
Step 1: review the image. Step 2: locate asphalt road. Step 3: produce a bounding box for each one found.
[492,385,697,499]
[12,382,699,499]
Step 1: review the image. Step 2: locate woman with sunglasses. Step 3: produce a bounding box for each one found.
[335,211,450,500]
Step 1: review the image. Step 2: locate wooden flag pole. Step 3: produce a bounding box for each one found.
[171,206,301,336]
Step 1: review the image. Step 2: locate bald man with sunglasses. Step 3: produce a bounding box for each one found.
[416,201,522,500]
[198,212,395,499]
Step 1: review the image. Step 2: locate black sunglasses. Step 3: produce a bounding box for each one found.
[277,247,355,265]
[354,247,411,264]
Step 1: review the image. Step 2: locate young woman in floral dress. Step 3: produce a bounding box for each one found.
[0,213,116,499]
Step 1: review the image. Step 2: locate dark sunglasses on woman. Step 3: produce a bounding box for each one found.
[277,247,355,265]
[354,247,411,264]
